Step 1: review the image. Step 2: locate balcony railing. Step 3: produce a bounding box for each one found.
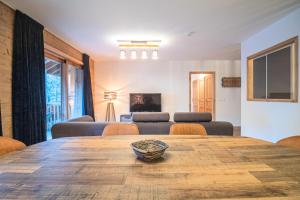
[46,103,62,131]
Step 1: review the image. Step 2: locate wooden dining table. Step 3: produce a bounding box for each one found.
[1,135,300,200]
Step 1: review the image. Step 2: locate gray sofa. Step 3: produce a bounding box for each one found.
[132,112,174,135]
[51,112,233,139]
[173,112,233,136]
[51,115,107,139]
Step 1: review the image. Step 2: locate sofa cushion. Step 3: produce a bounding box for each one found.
[134,122,174,135]
[68,115,94,122]
[174,112,212,122]
[0,137,26,156]
[132,112,170,122]
[51,122,108,139]
[200,121,233,136]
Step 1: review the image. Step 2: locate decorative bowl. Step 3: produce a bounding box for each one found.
[131,139,169,161]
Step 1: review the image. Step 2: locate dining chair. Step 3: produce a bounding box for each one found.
[102,123,140,136]
[0,136,26,156]
[169,123,207,135]
[277,135,300,151]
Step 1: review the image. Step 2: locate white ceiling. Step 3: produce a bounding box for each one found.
[3,0,300,61]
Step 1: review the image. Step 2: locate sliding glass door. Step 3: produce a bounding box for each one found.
[45,57,63,139]
[45,57,83,139]
[68,65,84,119]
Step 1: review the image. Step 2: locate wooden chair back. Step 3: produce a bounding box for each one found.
[102,123,140,136]
[170,123,207,136]
[0,137,26,156]
[277,136,300,151]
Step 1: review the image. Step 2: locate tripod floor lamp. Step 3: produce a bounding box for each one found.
[104,91,117,122]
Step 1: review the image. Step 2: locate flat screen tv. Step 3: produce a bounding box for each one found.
[130,93,161,112]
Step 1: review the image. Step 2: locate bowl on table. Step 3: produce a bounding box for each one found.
[131,139,169,161]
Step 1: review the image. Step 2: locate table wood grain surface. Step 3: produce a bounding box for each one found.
[1,135,300,200]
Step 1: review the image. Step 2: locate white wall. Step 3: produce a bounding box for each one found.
[241,8,300,143]
[94,60,241,126]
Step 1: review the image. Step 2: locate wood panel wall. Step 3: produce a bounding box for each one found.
[0,1,14,137]
[0,1,95,138]
[44,31,83,64]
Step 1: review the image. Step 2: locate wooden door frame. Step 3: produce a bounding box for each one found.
[189,71,216,120]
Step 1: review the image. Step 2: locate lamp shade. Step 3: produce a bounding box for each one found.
[104,91,117,101]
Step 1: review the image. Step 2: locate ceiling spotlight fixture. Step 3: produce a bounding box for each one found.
[117,40,161,60]
[120,50,126,59]
[131,50,137,60]
[152,50,159,60]
[141,50,148,59]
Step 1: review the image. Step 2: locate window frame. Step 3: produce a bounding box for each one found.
[247,36,298,102]
[45,49,84,118]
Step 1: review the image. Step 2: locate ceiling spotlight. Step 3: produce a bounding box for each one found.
[141,50,148,59]
[152,50,158,60]
[120,50,126,59]
[131,51,137,59]
[117,40,161,60]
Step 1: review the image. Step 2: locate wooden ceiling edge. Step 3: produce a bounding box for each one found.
[44,43,83,66]
[44,29,83,55]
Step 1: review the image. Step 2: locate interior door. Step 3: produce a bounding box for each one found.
[192,80,199,112]
[198,78,205,112]
[190,73,215,117]
[204,74,214,117]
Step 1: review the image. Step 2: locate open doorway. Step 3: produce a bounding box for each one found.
[189,72,216,120]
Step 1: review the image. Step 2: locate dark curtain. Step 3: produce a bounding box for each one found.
[12,10,46,145]
[0,105,2,136]
[83,54,95,120]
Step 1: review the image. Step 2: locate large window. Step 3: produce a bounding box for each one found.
[45,56,84,139]
[247,37,298,102]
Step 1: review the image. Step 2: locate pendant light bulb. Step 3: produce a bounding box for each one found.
[120,50,126,59]
[141,50,148,59]
[152,50,159,60]
[131,50,137,59]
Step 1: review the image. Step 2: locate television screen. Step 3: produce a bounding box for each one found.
[130,93,161,112]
